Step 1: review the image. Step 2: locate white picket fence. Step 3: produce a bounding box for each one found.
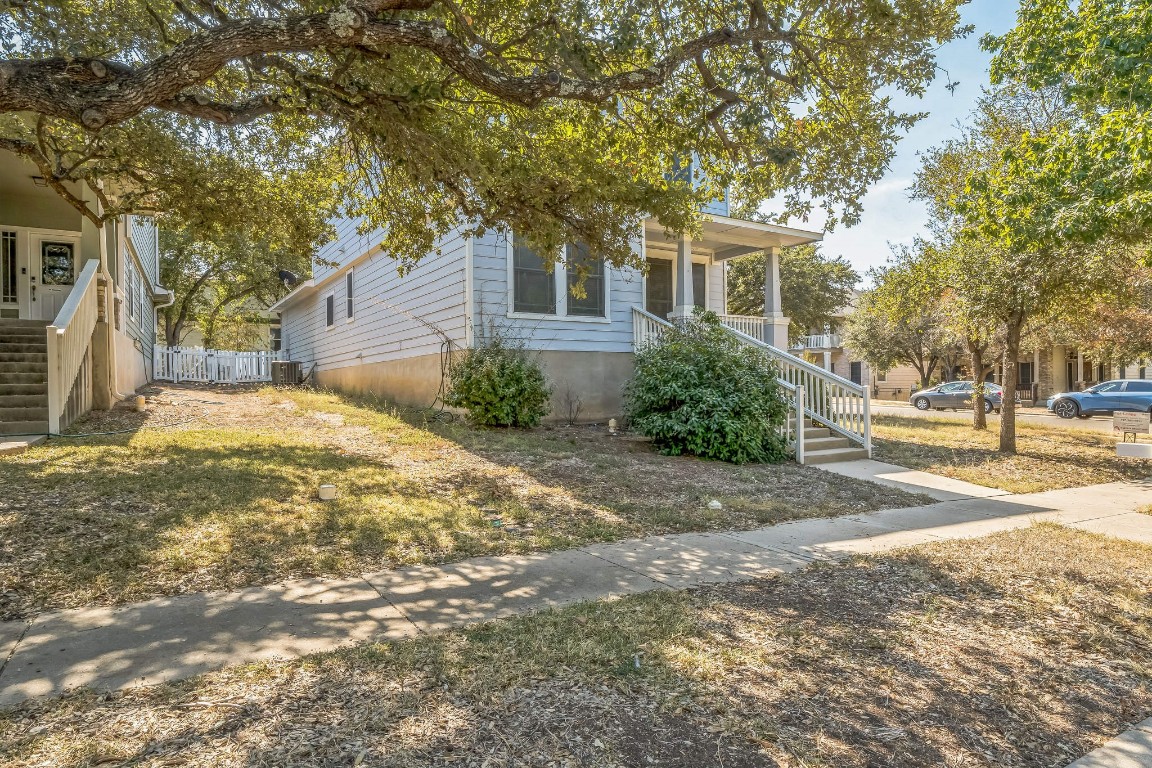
[154,346,282,384]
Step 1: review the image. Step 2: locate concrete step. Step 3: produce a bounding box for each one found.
[0,372,47,386]
[802,427,830,440]
[0,420,49,436]
[0,393,49,408]
[0,352,48,364]
[0,360,48,375]
[804,435,851,451]
[0,326,49,338]
[0,342,47,355]
[0,406,49,423]
[0,319,50,328]
[802,447,870,465]
[0,381,48,396]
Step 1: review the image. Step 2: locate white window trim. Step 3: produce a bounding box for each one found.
[324,291,335,329]
[505,234,612,324]
[345,267,355,323]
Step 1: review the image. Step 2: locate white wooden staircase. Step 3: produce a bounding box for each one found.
[633,307,871,465]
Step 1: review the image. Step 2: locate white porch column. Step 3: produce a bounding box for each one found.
[762,245,790,348]
[670,233,695,319]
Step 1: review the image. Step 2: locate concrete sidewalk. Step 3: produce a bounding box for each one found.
[1,473,1150,709]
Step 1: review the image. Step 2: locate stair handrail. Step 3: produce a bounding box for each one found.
[631,306,805,461]
[46,258,100,434]
[720,324,871,455]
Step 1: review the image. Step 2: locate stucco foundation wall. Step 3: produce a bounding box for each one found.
[311,350,635,423]
[114,328,149,393]
[313,353,447,411]
[537,350,634,422]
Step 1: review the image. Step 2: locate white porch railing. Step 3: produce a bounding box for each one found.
[47,259,100,434]
[632,307,807,462]
[718,314,770,343]
[154,346,282,384]
[792,333,841,350]
[725,326,870,455]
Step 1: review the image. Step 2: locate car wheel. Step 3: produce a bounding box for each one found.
[983,400,994,414]
[914,397,931,411]
[1052,399,1079,419]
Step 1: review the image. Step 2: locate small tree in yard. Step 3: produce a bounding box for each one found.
[625,312,789,464]
[445,336,551,428]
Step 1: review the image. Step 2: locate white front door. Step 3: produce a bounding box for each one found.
[31,235,78,322]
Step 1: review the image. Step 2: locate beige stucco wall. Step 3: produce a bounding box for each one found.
[311,350,636,423]
[114,328,150,394]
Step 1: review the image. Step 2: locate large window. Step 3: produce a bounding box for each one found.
[565,243,605,317]
[512,242,557,315]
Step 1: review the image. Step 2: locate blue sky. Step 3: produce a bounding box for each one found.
[814,0,1021,279]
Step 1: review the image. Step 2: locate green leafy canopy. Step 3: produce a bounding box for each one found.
[1,0,967,268]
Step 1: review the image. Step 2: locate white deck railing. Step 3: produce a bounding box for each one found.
[792,333,841,350]
[632,307,807,462]
[717,314,770,343]
[154,346,282,384]
[46,259,100,434]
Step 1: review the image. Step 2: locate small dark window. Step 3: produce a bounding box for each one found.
[346,269,354,320]
[513,242,556,314]
[850,361,862,384]
[692,263,706,310]
[1018,362,1034,386]
[325,294,335,327]
[645,258,673,318]
[565,243,605,317]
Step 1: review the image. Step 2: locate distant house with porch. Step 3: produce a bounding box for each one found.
[272,160,874,464]
[0,150,168,437]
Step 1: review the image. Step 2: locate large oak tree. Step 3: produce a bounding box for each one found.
[1,0,965,269]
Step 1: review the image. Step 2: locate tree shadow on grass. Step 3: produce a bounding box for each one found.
[5,529,1149,768]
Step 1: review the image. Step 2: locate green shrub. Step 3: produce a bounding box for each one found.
[624,311,790,463]
[445,336,552,427]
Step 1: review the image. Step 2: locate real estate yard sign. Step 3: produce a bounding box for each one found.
[1114,411,1152,435]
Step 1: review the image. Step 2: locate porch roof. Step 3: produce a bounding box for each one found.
[644,214,822,261]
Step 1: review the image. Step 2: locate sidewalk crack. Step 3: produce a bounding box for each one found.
[0,620,33,683]
[360,577,425,638]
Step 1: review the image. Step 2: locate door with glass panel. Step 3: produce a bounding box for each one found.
[32,235,78,321]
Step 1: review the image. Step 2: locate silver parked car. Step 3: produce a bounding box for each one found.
[909,381,1009,414]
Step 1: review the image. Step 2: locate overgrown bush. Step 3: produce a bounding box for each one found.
[624,311,790,463]
[445,336,552,427]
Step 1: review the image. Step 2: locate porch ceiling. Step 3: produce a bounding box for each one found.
[644,215,822,261]
[0,151,84,230]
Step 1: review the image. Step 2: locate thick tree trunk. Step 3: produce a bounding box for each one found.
[999,315,1025,454]
[970,343,987,430]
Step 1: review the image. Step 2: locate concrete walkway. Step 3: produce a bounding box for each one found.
[1,469,1150,711]
[1066,718,1152,768]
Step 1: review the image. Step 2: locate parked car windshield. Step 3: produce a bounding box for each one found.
[1085,381,1123,393]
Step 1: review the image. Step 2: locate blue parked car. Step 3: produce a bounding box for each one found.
[1047,380,1152,419]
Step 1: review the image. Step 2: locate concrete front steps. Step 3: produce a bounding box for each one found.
[0,320,49,437]
[789,418,869,465]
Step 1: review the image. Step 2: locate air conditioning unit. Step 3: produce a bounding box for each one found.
[271,360,302,385]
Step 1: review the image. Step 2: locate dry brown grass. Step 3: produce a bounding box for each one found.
[0,385,926,620]
[3,525,1149,767]
[873,414,1152,493]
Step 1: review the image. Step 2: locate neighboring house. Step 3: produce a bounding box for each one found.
[0,149,168,436]
[174,298,280,352]
[791,292,873,388]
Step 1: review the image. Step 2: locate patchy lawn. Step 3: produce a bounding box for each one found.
[4,526,1150,767]
[0,385,926,620]
[873,414,1152,493]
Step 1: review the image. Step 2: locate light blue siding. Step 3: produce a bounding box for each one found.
[280,228,468,368]
[470,231,644,354]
